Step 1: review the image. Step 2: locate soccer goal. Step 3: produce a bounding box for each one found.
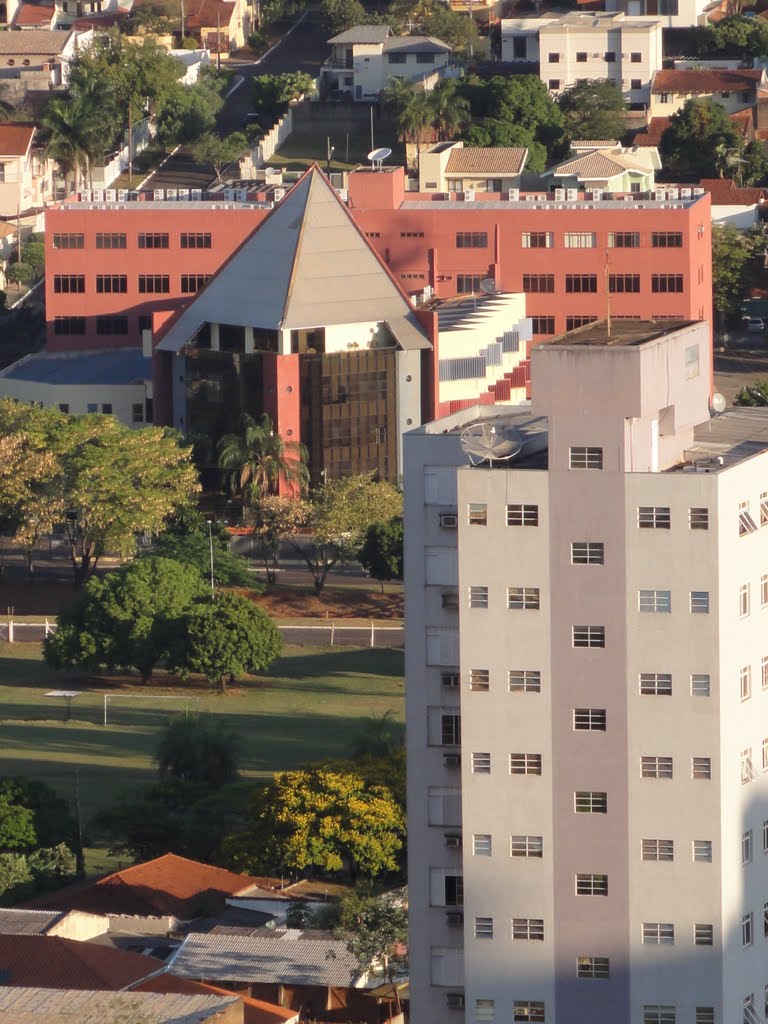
[102,693,204,727]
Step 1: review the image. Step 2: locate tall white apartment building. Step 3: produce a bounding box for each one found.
[404,318,768,1024]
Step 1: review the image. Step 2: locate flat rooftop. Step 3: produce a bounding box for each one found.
[679,407,768,470]
[545,318,695,348]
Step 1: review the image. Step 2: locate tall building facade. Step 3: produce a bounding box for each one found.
[404,318,768,1024]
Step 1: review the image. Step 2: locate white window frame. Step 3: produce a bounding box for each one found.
[576,873,608,895]
[641,756,673,779]
[577,956,609,979]
[762,574,768,608]
[507,587,540,610]
[513,1003,545,1023]
[474,999,495,1022]
[473,834,492,856]
[739,500,758,536]
[638,506,671,529]
[571,541,605,564]
[575,791,607,813]
[743,829,753,865]
[639,589,672,613]
[694,924,714,946]
[642,922,674,945]
[692,756,712,780]
[740,665,752,701]
[510,753,542,776]
[474,916,493,939]
[640,673,672,696]
[573,707,607,731]
[509,669,541,693]
[468,502,487,526]
[641,838,674,861]
[512,918,544,940]
[690,591,710,614]
[740,583,751,619]
[469,668,490,691]
[743,912,753,947]
[644,1007,676,1024]
[564,231,597,248]
[761,490,768,526]
[689,507,709,530]
[569,446,603,470]
[510,834,543,858]
[471,752,491,774]
[572,625,605,648]
[691,673,711,696]
[692,840,712,862]
[507,504,538,526]
[469,586,489,609]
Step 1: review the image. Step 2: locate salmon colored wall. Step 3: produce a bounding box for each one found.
[262,353,301,495]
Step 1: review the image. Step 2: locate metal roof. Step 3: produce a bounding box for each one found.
[0,348,150,386]
[0,986,239,1024]
[327,25,391,43]
[383,34,450,52]
[168,929,363,988]
[0,909,64,935]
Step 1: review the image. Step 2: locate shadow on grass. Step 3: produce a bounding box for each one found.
[264,647,404,680]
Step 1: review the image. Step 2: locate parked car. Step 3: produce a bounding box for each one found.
[745,317,765,333]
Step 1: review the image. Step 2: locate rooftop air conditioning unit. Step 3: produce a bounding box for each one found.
[105,189,116,202]
[445,912,464,929]
[652,189,664,200]
[567,188,578,200]
[79,190,91,202]
[445,834,462,849]
[117,189,127,202]
[446,993,465,1009]
[153,189,164,200]
[439,512,458,528]
[680,187,692,198]
[591,188,602,201]
[273,188,285,201]
[335,187,349,202]
[667,187,679,199]
[463,189,475,201]
[178,188,190,200]
[444,753,461,769]
[166,188,178,200]
[508,188,519,201]
[694,187,704,195]
[554,188,565,200]
[191,189,203,200]
[92,189,104,202]
[224,188,236,201]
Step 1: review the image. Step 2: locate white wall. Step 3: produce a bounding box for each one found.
[0,377,149,427]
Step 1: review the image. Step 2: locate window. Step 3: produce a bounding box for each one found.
[644,1008,675,1024]
[95,275,127,294]
[566,316,597,331]
[469,586,489,609]
[570,447,603,469]
[53,275,85,294]
[574,708,607,731]
[739,500,758,535]
[473,834,492,856]
[764,657,768,691]
[58,404,69,414]
[512,919,544,940]
[96,232,126,249]
[571,542,604,564]
[640,673,672,696]
[641,756,673,779]
[442,874,463,906]
[608,231,639,247]
[400,231,424,239]
[689,507,709,530]
[53,317,86,335]
[87,404,97,414]
[522,232,553,249]
[742,747,755,785]
[531,316,555,335]
[743,912,753,946]
[52,233,84,249]
[642,838,674,861]
[441,715,461,746]
[740,665,752,701]
[577,957,609,979]
[609,274,640,293]
[576,873,608,895]
[522,274,554,293]
[509,670,541,693]
[565,274,598,293]
[659,92,671,103]
[137,233,169,249]
[743,829,753,864]
[101,403,112,415]
[131,403,144,424]
[138,275,170,294]
[387,51,406,63]
[564,233,596,248]
[511,834,543,857]
[690,591,710,614]
[763,738,768,772]
[441,672,459,689]
[693,840,712,862]
[652,274,684,293]
[631,51,642,61]
[96,317,128,335]
[512,35,527,58]
[468,503,487,525]
[456,232,488,248]
[475,999,495,1021]
[548,51,559,62]
[765,900,768,936]
[474,916,493,938]
[740,584,751,619]
[639,590,672,613]
[631,78,642,90]
[762,575,768,607]
[694,924,713,946]
[469,668,490,691]
[638,506,670,528]
[575,791,607,813]
[685,344,700,379]
[572,625,605,648]
[604,50,616,61]
[576,51,587,61]
[642,923,674,944]
[761,490,768,525]
[513,1003,545,1023]
[180,232,211,248]
[472,752,491,774]
[692,757,711,780]
[457,275,482,294]
[507,504,539,526]
[510,753,542,775]
[652,232,683,248]
[696,1009,714,1024]
[548,79,561,90]
[508,587,540,610]
[181,274,210,293]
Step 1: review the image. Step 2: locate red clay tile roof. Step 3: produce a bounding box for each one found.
[698,177,768,205]
[14,2,55,26]
[136,974,298,1024]
[0,124,34,157]
[445,146,527,175]
[0,934,163,990]
[26,854,264,918]
[652,67,763,95]
[186,0,238,29]
[635,108,751,147]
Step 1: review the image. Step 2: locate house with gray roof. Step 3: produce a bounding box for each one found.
[321,23,451,101]
[0,986,242,1024]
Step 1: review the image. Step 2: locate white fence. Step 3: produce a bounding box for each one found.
[93,117,153,188]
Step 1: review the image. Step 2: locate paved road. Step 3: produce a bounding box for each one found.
[146,11,330,189]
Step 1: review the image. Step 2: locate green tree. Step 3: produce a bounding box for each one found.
[660,99,742,181]
[321,0,368,33]
[557,79,627,143]
[350,711,404,759]
[421,5,478,54]
[711,223,766,323]
[462,119,547,172]
[7,263,32,288]
[218,412,309,503]
[155,78,224,146]
[27,843,77,891]
[19,241,44,275]
[427,79,470,141]
[0,790,36,853]
[382,79,432,165]
[250,493,307,583]
[251,72,316,116]
[0,853,33,901]
[41,94,102,192]
[178,592,282,692]
[193,131,248,182]
[155,715,240,787]
[1,778,75,852]
[707,15,768,56]
[335,884,408,1012]
[735,379,768,406]
[44,557,206,682]
[147,511,259,588]
[222,769,405,877]
[358,517,403,592]
[458,75,565,159]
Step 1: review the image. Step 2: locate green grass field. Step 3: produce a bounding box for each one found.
[0,643,404,831]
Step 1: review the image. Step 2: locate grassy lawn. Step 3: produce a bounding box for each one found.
[271,117,405,172]
[0,642,404,832]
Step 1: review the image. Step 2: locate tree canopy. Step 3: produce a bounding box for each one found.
[659,99,742,181]
[218,412,309,503]
[251,72,316,116]
[193,131,248,181]
[148,510,259,589]
[335,885,408,1008]
[557,79,627,144]
[358,518,403,591]
[711,223,766,323]
[687,15,768,57]
[154,70,225,146]
[154,715,241,787]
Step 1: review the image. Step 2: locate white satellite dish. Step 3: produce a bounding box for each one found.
[460,422,522,466]
[710,392,726,415]
[368,146,392,169]
[479,278,497,296]
[264,167,276,175]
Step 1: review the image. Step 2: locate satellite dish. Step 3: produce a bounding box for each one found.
[264,167,276,175]
[711,392,726,415]
[460,422,522,466]
[367,147,392,168]
[479,278,497,296]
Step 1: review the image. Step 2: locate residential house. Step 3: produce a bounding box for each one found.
[501,11,663,107]
[0,933,165,988]
[0,28,91,95]
[0,123,54,219]
[320,25,451,101]
[605,0,714,28]
[649,66,765,118]
[418,141,528,194]
[185,0,250,55]
[0,987,243,1024]
[634,107,754,148]
[12,2,56,29]
[135,973,300,1024]
[0,908,108,941]
[696,177,768,228]
[545,142,660,192]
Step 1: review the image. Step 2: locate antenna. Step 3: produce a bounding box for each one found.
[367,147,392,170]
[460,422,522,466]
[479,278,497,296]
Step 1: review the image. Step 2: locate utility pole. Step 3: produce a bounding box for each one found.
[217,9,221,72]
[73,769,85,879]
[207,519,215,595]
[180,0,185,40]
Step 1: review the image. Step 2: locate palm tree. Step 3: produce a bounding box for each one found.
[428,79,470,142]
[217,412,309,502]
[382,79,433,169]
[41,95,101,193]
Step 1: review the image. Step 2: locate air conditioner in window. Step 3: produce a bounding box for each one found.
[446,992,465,1009]
[441,672,459,688]
[439,512,458,528]
[567,188,578,200]
[444,753,461,769]
[445,833,462,849]
[507,188,519,201]
[554,188,565,200]
[445,912,464,929]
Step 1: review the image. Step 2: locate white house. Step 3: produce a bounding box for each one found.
[649,66,765,119]
[169,48,211,85]
[501,11,663,108]
[321,25,451,101]
[545,142,661,192]
[0,123,55,219]
[606,0,716,29]
[418,141,528,193]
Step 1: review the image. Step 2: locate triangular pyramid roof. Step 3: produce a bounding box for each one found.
[157,166,430,353]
